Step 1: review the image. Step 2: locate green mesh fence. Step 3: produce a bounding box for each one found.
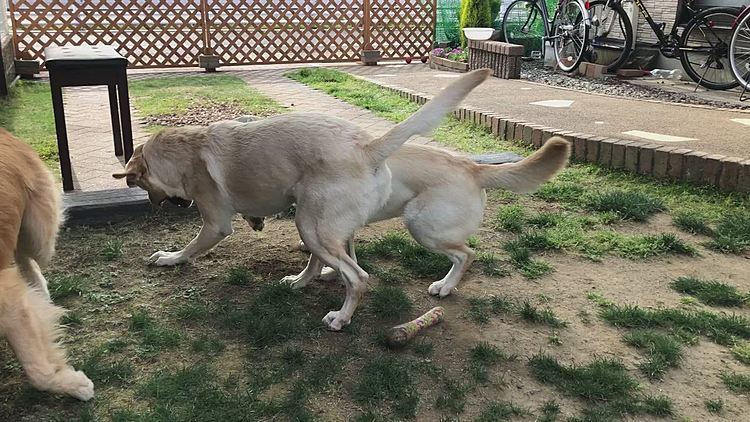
[436,0,462,45]
[435,0,508,47]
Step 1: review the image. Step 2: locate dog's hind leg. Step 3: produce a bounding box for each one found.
[15,170,61,300]
[295,219,368,331]
[282,253,325,289]
[426,245,476,298]
[15,257,49,300]
[404,189,483,297]
[317,236,355,282]
[0,267,94,400]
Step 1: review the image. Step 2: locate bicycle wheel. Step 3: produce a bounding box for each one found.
[587,0,633,72]
[503,0,546,59]
[679,6,740,90]
[730,10,750,90]
[553,0,589,72]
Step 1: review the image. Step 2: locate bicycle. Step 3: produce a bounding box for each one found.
[502,0,591,72]
[586,0,740,90]
[729,6,750,100]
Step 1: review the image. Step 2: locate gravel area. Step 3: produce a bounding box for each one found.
[521,61,749,110]
[143,101,254,127]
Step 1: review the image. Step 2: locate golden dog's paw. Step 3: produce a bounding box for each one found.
[61,369,95,401]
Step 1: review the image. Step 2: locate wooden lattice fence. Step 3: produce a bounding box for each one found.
[8,0,436,68]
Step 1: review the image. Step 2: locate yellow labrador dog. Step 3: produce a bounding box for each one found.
[294,137,571,297]
[113,69,491,330]
[0,129,94,400]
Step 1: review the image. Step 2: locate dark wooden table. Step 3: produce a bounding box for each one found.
[45,45,133,191]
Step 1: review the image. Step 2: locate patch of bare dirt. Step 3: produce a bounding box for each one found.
[143,101,255,127]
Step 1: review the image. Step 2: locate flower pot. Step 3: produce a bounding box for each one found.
[462,27,494,41]
[429,53,469,73]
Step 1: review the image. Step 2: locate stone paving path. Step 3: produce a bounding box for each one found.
[230,67,436,147]
[62,86,149,192]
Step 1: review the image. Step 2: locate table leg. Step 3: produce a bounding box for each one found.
[108,84,123,156]
[117,68,134,162]
[50,79,74,191]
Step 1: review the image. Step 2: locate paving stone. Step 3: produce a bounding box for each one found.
[652,147,675,179]
[668,149,694,180]
[683,151,709,183]
[718,157,744,192]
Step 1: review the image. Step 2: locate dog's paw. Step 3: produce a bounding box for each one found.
[322,311,350,331]
[61,369,95,401]
[318,267,338,282]
[428,280,454,298]
[281,274,310,290]
[148,251,186,266]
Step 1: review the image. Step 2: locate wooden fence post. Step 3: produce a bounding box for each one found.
[198,0,219,72]
[360,0,380,65]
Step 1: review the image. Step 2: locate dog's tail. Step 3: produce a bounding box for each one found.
[476,137,571,193]
[364,69,491,164]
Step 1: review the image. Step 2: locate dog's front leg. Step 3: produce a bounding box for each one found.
[149,206,233,266]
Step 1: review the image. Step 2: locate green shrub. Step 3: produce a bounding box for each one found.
[460,0,492,45]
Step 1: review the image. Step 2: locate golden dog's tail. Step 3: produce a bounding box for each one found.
[476,137,571,193]
[364,69,491,164]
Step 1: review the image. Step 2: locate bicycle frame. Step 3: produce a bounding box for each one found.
[602,0,725,57]
[602,0,678,45]
[519,0,570,39]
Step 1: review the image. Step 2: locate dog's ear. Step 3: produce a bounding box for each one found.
[113,152,147,181]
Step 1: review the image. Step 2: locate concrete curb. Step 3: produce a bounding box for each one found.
[365,78,749,194]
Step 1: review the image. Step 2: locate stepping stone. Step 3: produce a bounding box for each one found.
[470,152,524,164]
[530,99,574,108]
[731,118,750,127]
[622,130,696,143]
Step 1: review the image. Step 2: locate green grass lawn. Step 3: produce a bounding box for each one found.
[0,80,58,164]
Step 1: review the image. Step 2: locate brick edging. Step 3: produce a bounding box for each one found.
[361,78,749,194]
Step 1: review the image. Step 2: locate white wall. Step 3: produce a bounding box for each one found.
[0,0,9,39]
